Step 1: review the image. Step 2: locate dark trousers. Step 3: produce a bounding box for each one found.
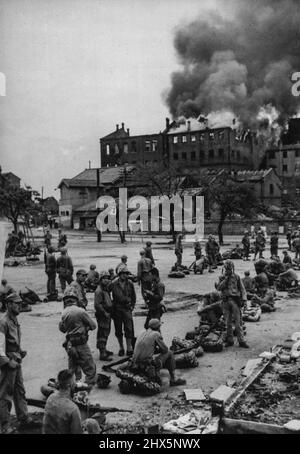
[175,251,182,267]
[207,253,215,268]
[243,247,250,259]
[67,343,96,384]
[46,272,56,295]
[223,298,244,344]
[96,314,111,351]
[0,364,28,426]
[113,307,134,340]
[270,247,278,257]
[254,247,263,259]
[141,277,152,302]
[144,307,162,329]
[58,274,73,292]
[295,247,300,260]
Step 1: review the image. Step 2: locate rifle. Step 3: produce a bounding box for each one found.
[26,398,132,414]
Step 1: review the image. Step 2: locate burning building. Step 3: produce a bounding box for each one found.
[264,118,300,199]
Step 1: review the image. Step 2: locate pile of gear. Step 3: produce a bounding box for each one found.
[168,264,190,278]
[116,359,162,396]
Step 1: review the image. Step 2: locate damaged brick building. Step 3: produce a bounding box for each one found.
[100,118,263,170]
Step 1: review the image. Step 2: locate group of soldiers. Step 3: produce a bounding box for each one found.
[2,227,300,433]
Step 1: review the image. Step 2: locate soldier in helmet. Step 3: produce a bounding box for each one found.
[137,249,153,302]
[111,268,136,356]
[216,260,249,348]
[94,271,114,361]
[59,288,97,385]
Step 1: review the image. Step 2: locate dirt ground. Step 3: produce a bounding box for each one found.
[3,230,300,430]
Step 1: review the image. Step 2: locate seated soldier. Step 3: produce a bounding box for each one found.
[265,259,285,286]
[131,319,186,387]
[193,254,207,274]
[276,264,299,290]
[232,244,244,259]
[197,292,223,325]
[251,289,276,312]
[283,250,293,265]
[254,260,270,296]
[242,271,256,299]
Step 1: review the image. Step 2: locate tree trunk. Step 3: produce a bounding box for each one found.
[170,208,176,243]
[218,215,226,245]
[13,219,18,233]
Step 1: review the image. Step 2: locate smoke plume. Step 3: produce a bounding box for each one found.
[165,0,300,135]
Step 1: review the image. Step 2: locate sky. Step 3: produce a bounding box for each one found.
[0,0,220,198]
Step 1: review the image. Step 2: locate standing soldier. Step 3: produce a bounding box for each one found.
[58,229,68,249]
[216,260,249,348]
[194,239,202,261]
[270,231,279,258]
[137,249,153,302]
[292,233,300,260]
[111,268,136,357]
[68,269,88,309]
[212,236,220,265]
[44,228,52,249]
[94,272,114,361]
[115,255,128,275]
[286,228,292,251]
[242,230,250,261]
[144,241,155,265]
[174,234,183,268]
[0,293,35,433]
[56,248,74,293]
[45,246,57,299]
[254,230,265,260]
[59,288,97,385]
[205,235,215,273]
[143,268,166,329]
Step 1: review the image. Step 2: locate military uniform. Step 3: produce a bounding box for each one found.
[68,281,88,309]
[292,237,300,260]
[59,305,97,384]
[175,236,183,267]
[94,284,112,355]
[45,251,56,296]
[0,313,28,429]
[144,280,165,329]
[194,241,202,260]
[137,256,153,301]
[242,234,250,260]
[111,278,136,343]
[56,255,74,292]
[270,234,279,257]
[205,238,216,270]
[144,246,155,265]
[216,263,247,346]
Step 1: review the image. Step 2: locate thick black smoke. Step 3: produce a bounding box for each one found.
[165,0,300,130]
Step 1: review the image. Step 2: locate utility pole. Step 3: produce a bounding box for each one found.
[97,168,102,242]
